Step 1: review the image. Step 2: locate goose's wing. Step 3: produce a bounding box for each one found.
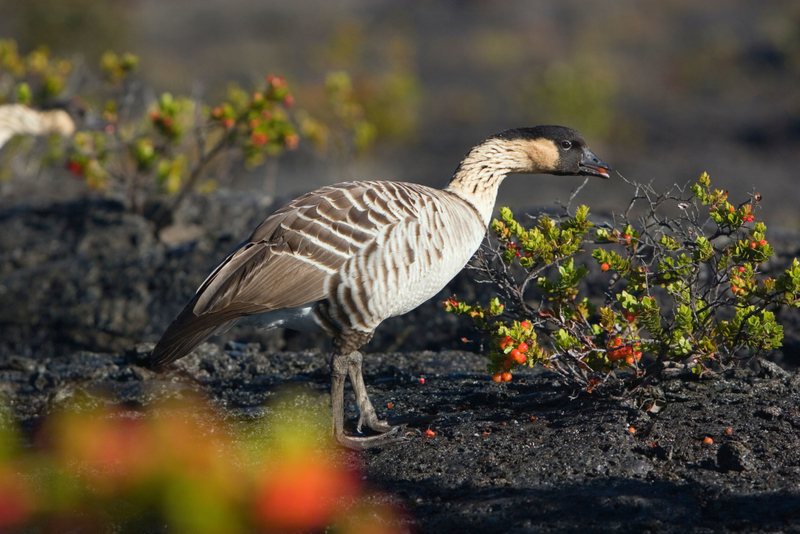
[150,182,409,367]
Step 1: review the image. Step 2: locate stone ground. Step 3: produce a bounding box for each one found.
[2,345,800,533]
[2,193,800,532]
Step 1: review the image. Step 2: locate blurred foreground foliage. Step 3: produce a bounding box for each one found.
[0,38,420,224]
[0,391,402,533]
[446,174,800,391]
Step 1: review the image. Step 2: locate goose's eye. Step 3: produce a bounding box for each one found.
[561,140,572,149]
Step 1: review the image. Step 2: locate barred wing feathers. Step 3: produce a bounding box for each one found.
[150,181,424,367]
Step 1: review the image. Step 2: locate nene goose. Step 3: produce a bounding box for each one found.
[151,125,611,448]
[0,104,75,150]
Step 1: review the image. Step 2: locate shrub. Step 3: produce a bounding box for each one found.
[67,64,304,219]
[0,40,74,105]
[446,173,800,391]
[0,40,397,226]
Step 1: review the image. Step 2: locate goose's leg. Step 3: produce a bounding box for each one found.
[330,351,399,450]
[330,350,349,442]
[346,351,393,433]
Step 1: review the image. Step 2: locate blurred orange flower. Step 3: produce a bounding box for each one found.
[253,452,360,530]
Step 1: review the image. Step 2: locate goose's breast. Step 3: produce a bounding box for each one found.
[364,196,486,319]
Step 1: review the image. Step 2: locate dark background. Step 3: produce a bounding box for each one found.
[2,6,800,532]
[2,0,799,226]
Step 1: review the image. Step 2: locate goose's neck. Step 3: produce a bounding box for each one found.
[445,137,546,227]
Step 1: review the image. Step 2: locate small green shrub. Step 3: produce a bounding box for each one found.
[0,40,73,104]
[0,39,394,225]
[65,64,304,217]
[446,173,800,390]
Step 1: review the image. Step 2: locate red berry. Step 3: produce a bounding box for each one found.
[601,263,610,271]
[750,242,757,249]
[67,160,84,176]
[725,427,733,435]
[608,338,625,361]
[387,403,394,409]
[703,437,713,445]
[250,132,268,147]
[759,239,767,246]
[728,205,735,212]
[419,377,425,384]
[515,354,527,364]
[525,252,532,258]
[211,107,223,118]
[501,372,512,382]
[518,343,529,353]
[520,321,531,330]
[283,94,294,107]
[424,429,435,437]
[628,427,636,434]
[503,360,512,369]
[510,349,521,359]
[221,117,235,129]
[267,74,285,88]
[492,373,503,383]
[162,116,173,127]
[285,133,300,150]
[738,266,746,273]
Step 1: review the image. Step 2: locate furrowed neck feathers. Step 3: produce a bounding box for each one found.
[445,136,558,226]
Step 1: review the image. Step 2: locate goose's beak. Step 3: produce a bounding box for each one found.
[579,147,612,179]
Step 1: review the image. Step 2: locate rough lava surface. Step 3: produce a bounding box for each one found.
[2,195,800,533]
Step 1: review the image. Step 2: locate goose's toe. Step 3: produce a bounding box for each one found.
[336,425,404,450]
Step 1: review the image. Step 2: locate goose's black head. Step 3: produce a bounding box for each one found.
[492,125,612,179]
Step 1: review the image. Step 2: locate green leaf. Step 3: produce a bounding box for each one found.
[676,305,693,335]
